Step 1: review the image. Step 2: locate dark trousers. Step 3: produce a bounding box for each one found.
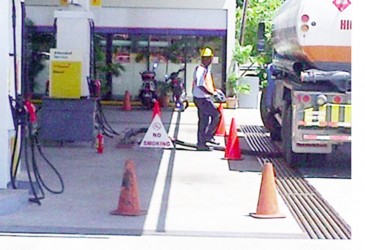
[193,97,221,147]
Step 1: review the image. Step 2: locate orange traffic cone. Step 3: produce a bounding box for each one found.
[249,162,285,219]
[215,103,226,136]
[152,101,161,119]
[122,91,132,111]
[110,160,147,216]
[224,118,242,160]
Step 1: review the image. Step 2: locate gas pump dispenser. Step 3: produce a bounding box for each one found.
[41,0,118,143]
[39,1,97,143]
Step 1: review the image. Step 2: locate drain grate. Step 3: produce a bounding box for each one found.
[241,125,351,240]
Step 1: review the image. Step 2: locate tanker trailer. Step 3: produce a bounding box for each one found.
[260,0,352,167]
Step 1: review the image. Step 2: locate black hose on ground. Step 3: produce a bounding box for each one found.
[25,122,65,205]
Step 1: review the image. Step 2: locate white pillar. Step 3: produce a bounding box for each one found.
[224,0,236,76]
[0,0,19,188]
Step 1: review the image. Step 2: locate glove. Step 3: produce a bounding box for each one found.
[212,89,226,103]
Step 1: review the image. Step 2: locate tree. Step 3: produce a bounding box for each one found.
[236,0,244,7]
[94,34,125,99]
[233,0,283,87]
[236,0,283,59]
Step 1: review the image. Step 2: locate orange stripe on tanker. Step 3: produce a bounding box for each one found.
[302,46,351,63]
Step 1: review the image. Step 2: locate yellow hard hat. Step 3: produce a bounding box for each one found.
[200,47,214,57]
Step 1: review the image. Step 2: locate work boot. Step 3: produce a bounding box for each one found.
[205,137,220,146]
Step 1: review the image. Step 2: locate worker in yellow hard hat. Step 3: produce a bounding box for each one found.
[192,46,221,151]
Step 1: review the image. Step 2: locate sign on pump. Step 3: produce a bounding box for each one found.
[49,49,83,99]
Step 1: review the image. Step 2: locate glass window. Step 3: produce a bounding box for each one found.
[95,33,224,99]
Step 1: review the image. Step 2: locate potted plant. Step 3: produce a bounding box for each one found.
[227,43,268,108]
[225,73,240,108]
[225,72,252,109]
[235,81,251,95]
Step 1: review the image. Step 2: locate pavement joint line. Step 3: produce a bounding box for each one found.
[143,111,179,232]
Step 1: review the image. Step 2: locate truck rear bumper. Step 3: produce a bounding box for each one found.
[293,131,351,154]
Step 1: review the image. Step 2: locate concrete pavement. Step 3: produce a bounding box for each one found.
[0,103,353,249]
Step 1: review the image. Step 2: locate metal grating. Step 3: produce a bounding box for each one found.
[241,125,351,240]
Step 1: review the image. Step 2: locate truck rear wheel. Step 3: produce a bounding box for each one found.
[260,88,281,140]
[282,104,306,167]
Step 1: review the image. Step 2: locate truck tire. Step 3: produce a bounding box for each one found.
[260,88,281,140]
[307,153,327,167]
[282,104,306,167]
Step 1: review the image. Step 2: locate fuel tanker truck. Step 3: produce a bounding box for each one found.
[260,0,352,166]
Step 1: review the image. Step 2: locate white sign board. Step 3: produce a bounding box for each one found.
[140,115,173,148]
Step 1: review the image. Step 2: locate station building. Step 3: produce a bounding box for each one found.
[25,0,236,99]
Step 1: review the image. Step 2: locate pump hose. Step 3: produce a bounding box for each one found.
[96,114,113,138]
[98,100,119,135]
[24,121,65,205]
[33,134,65,194]
[24,132,43,205]
[9,0,21,189]
[8,96,25,189]
[100,109,119,135]
[96,113,113,138]
[95,100,119,137]
[9,120,22,189]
